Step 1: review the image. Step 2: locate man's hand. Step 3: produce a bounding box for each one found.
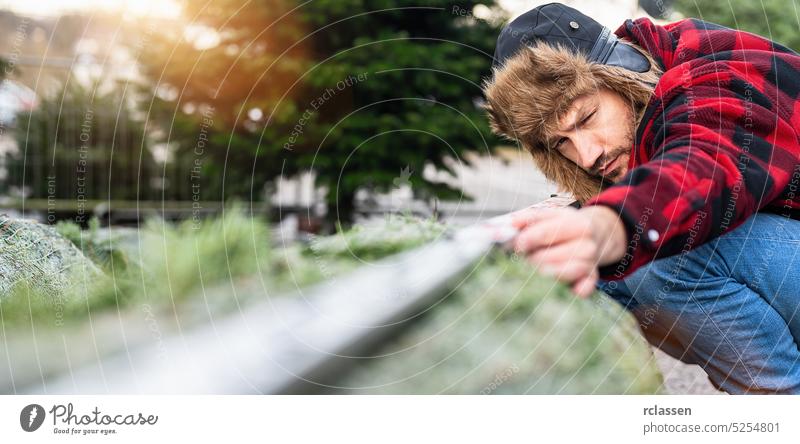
[510,205,627,298]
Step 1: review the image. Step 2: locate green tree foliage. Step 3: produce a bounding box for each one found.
[0,57,10,80]
[8,82,159,202]
[673,0,800,52]
[138,0,503,222]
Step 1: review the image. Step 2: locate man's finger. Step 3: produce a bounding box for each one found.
[510,208,554,229]
[533,258,594,282]
[528,240,597,265]
[572,270,599,298]
[514,216,592,254]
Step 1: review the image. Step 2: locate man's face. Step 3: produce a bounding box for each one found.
[548,88,635,182]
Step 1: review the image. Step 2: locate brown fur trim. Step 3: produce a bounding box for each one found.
[482,40,661,202]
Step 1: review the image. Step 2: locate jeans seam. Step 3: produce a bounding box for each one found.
[685,287,759,388]
[722,237,800,243]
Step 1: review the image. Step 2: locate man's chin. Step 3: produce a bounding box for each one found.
[598,169,625,187]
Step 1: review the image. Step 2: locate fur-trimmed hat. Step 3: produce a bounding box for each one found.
[482,10,662,202]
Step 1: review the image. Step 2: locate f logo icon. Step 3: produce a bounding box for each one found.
[20,404,45,432]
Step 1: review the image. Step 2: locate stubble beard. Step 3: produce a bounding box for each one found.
[596,112,636,188]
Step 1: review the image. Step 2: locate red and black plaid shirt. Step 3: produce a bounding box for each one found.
[587,17,800,280]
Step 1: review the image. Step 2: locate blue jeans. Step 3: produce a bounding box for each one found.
[598,212,800,394]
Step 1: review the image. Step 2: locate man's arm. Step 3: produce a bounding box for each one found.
[514,59,800,293]
[585,60,799,280]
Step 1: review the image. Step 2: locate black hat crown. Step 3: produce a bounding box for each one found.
[492,2,650,73]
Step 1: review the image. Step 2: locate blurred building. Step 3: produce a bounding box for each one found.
[0,79,35,125]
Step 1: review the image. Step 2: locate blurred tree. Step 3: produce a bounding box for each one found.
[673,0,800,52]
[138,0,503,223]
[7,82,159,207]
[0,57,10,79]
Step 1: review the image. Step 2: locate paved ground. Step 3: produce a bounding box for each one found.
[652,347,725,394]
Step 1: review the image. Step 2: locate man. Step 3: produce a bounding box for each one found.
[482,2,800,394]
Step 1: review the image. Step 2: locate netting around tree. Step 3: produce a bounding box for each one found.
[0,214,101,297]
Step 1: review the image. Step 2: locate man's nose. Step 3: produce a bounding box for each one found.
[573,134,604,172]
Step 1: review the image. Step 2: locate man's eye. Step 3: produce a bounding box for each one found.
[578,110,596,127]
